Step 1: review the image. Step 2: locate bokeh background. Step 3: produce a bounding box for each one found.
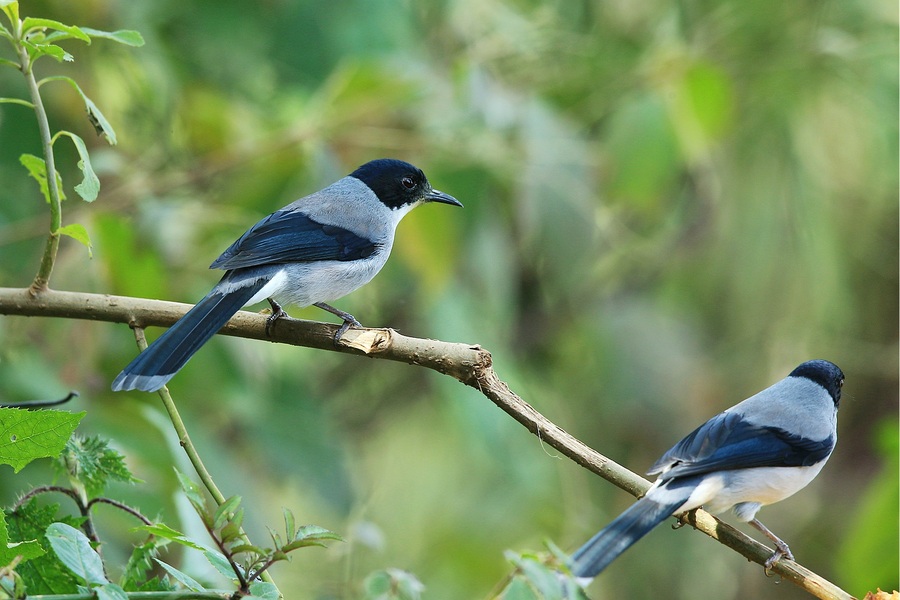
[0,1,897,598]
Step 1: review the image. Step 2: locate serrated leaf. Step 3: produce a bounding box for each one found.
[55,435,138,497]
[57,131,99,201]
[225,543,264,556]
[174,470,208,519]
[46,523,107,585]
[5,500,82,593]
[79,27,144,47]
[204,549,239,580]
[282,525,344,553]
[22,18,90,43]
[248,581,280,600]
[0,408,84,473]
[57,223,93,257]
[212,495,242,531]
[95,582,128,600]
[134,523,206,552]
[0,510,44,566]
[219,520,243,545]
[295,524,343,544]
[154,559,206,592]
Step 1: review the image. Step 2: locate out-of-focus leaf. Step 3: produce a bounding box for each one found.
[605,92,682,212]
[363,569,425,600]
[45,522,107,585]
[837,419,900,594]
[0,408,84,472]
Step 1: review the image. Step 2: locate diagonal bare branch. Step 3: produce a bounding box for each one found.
[0,286,854,600]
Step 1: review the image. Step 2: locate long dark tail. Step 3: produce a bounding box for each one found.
[111,274,269,392]
[570,481,694,579]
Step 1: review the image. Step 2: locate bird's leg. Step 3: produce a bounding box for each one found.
[265,298,288,336]
[749,518,794,573]
[313,302,362,344]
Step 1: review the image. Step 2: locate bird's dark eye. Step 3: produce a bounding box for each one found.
[401,176,416,189]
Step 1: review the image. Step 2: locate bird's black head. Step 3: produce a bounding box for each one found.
[350,159,462,210]
[789,359,845,407]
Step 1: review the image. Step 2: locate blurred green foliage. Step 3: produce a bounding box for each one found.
[0,0,896,598]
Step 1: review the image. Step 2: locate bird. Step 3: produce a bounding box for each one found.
[569,359,844,581]
[112,158,462,393]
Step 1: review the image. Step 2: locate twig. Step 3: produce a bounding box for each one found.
[127,327,279,595]
[0,287,855,600]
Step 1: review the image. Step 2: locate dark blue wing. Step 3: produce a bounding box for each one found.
[650,411,834,481]
[210,209,378,270]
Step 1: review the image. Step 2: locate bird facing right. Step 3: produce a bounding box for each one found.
[570,359,844,582]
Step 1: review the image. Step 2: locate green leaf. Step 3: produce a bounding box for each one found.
[283,507,296,540]
[133,523,206,552]
[45,522,107,585]
[39,76,116,144]
[54,435,138,497]
[363,569,425,600]
[19,153,65,204]
[5,500,82,594]
[120,539,161,591]
[248,581,281,600]
[55,131,99,201]
[0,408,84,473]
[0,510,44,567]
[57,223,93,258]
[219,518,243,545]
[22,40,73,63]
[204,549,239,580]
[96,583,128,600]
[79,27,144,47]
[22,18,91,43]
[154,559,207,592]
[212,495,242,531]
[175,471,208,522]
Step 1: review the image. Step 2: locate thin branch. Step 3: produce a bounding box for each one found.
[128,326,279,595]
[0,287,854,600]
[15,44,63,293]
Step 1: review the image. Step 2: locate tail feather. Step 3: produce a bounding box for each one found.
[111,275,269,392]
[570,483,694,579]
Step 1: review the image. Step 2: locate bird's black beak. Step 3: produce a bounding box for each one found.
[425,188,463,207]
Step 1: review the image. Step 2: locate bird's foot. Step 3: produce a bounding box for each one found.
[313,302,362,346]
[763,540,793,574]
[750,518,793,575]
[265,299,288,337]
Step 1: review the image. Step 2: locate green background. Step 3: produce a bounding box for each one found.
[0,0,896,598]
